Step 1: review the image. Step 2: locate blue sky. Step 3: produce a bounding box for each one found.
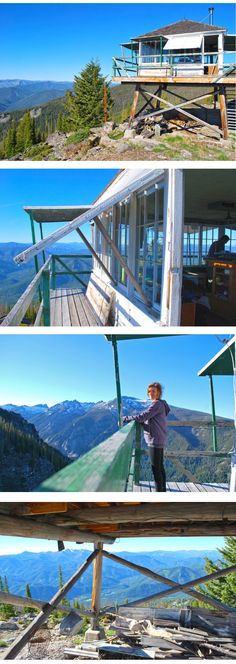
[0,534,225,555]
[0,4,235,80]
[0,334,234,418]
[0,169,117,244]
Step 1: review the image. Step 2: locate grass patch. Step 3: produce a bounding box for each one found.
[66,128,90,145]
[0,640,8,648]
[108,129,125,140]
[23,143,52,160]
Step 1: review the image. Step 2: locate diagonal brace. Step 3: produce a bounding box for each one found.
[93,216,151,307]
[76,228,117,285]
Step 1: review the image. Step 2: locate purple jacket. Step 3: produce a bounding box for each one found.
[123,399,170,448]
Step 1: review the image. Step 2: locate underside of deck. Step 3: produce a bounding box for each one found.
[113,76,236,84]
[50,288,100,327]
[134,481,228,492]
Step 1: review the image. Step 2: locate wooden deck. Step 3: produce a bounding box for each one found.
[112,76,236,84]
[50,288,100,327]
[134,480,228,493]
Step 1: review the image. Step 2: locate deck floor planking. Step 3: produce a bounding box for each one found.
[50,288,100,327]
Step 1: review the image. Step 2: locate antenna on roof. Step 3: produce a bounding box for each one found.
[208,7,214,25]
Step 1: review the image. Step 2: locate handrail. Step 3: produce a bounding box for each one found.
[1,257,51,327]
[2,253,93,327]
[37,421,136,492]
[113,52,236,77]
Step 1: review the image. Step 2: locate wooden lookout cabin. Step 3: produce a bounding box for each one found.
[2,168,236,328]
[0,501,236,660]
[25,334,234,494]
[112,13,236,138]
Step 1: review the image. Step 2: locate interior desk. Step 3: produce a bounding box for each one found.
[206,256,236,322]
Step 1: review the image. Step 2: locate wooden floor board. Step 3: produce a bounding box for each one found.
[134,481,228,493]
[49,288,101,327]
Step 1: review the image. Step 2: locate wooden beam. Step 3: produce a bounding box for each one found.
[0,515,115,544]
[65,502,236,525]
[91,543,103,629]
[219,85,229,139]
[102,551,236,614]
[1,257,51,327]
[15,170,161,265]
[93,216,151,307]
[3,550,98,660]
[112,76,236,84]
[76,228,117,285]
[129,84,140,124]
[0,591,92,616]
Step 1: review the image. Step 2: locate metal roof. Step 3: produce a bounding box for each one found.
[198,337,235,376]
[24,206,92,223]
[133,19,226,41]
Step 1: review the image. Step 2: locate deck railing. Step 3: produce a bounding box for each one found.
[37,419,234,492]
[1,253,92,327]
[112,52,236,77]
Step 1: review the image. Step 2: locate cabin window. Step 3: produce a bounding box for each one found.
[135,186,164,307]
[115,200,130,287]
[140,41,160,63]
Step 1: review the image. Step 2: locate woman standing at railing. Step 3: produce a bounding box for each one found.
[123,382,170,492]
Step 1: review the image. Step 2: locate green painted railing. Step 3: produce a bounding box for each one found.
[37,422,137,492]
[37,419,234,492]
[112,52,236,78]
[1,253,92,327]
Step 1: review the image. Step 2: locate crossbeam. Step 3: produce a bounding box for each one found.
[67,503,235,524]
[0,590,92,616]
[0,515,115,544]
[3,550,98,660]
[135,88,223,136]
[102,551,236,615]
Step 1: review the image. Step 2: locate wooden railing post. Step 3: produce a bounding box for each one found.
[134,422,141,486]
[51,255,56,290]
[91,543,103,631]
[42,268,50,326]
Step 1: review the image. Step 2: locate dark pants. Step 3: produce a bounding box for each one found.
[148,447,166,492]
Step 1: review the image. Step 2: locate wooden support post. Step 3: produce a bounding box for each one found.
[91,543,103,630]
[129,84,140,124]
[93,216,151,307]
[42,268,50,326]
[103,85,108,123]
[76,228,117,285]
[111,337,123,428]
[134,422,141,486]
[3,550,98,660]
[219,85,229,139]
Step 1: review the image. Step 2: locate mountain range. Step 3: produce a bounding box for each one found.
[3,398,233,485]
[0,548,219,605]
[0,80,73,112]
[0,242,92,306]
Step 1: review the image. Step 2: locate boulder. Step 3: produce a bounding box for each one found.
[124,128,136,139]
[116,142,130,154]
[140,127,154,139]
[0,621,19,631]
[103,121,116,133]
[100,135,114,148]
[60,610,83,636]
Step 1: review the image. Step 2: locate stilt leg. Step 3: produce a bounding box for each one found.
[219,85,229,139]
[129,85,140,125]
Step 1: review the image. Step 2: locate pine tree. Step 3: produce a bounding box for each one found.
[24,582,35,614]
[56,112,63,132]
[66,60,112,131]
[16,112,37,153]
[197,537,236,608]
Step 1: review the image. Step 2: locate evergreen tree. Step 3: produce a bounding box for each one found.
[197,537,236,608]
[16,112,37,153]
[66,60,112,130]
[24,583,36,614]
[56,112,63,132]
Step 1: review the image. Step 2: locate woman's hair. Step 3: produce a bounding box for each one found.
[147,382,163,398]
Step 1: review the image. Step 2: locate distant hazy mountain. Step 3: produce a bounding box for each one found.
[0,242,92,306]
[0,548,219,604]
[3,397,233,484]
[0,80,73,112]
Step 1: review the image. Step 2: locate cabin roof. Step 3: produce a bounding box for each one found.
[0,502,235,541]
[198,336,235,377]
[24,206,92,223]
[133,19,226,41]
